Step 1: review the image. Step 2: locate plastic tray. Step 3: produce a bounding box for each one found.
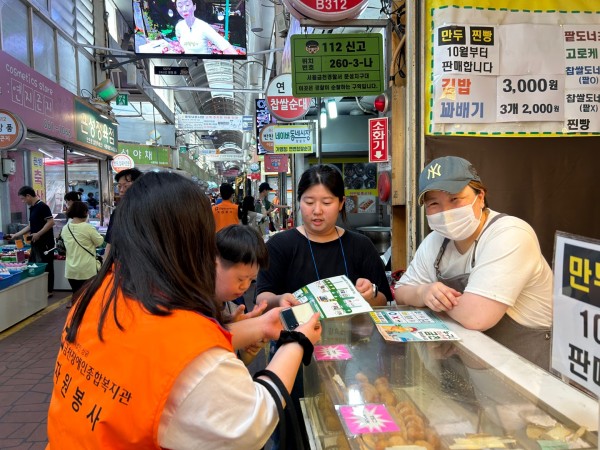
[26,263,47,277]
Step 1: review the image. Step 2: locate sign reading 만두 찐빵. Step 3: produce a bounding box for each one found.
[551,231,600,396]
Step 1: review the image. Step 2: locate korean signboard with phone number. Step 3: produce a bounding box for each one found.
[291,33,384,97]
[551,232,600,396]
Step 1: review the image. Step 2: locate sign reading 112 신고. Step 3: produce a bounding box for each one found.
[291,33,384,97]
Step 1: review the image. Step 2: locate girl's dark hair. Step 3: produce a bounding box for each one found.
[64,191,81,202]
[66,201,89,219]
[65,172,219,343]
[297,164,347,221]
[216,224,268,269]
[239,195,256,225]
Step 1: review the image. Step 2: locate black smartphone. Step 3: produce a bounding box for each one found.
[279,303,315,331]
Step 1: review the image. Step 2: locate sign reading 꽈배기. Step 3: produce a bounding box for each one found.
[291,33,384,97]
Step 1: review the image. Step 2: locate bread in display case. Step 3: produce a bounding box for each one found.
[301,308,598,450]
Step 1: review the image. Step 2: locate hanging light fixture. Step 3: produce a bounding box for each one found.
[320,102,327,129]
[326,98,338,119]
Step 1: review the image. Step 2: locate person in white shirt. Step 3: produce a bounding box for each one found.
[175,0,238,55]
[394,156,553,369]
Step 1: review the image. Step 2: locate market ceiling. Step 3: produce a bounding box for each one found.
[109,0,389,174]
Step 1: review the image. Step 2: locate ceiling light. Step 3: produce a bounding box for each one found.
[217,9,224,21]
[326,98,338,119]
[37,148,55,159]
[251,27,263,33]
[320,104,327,129]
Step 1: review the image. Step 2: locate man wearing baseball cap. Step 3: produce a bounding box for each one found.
[394,156,553,370]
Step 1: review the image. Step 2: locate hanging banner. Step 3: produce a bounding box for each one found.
[176,114,254,131]
[426,0,600,136]
[264,154,289,173]
[30,151,46,202]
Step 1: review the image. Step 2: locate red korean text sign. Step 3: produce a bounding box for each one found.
[266,74,311,122]
[369,117,389,163]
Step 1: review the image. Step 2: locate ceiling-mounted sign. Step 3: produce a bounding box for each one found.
[273,123,314,154]
[256,99,272,156]
[154,66,190,76]
[176,114,254,131]
[205,154,243,162]
[0,109,27,150]
[111,154,135,173]
[266,74,311,122]
[369,117,389,163]
[291,33,385,97]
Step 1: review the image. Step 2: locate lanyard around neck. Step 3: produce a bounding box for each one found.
[304,227,349,280]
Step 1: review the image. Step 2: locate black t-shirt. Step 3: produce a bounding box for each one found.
[256,228,392,301]
[29,200,54,246]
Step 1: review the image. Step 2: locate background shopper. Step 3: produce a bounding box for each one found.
[47,172,321,449]
[394,156,552,369]
[212,182,239,232]
[103,168,143,259]
[61,201,104,307]
[5,186,55,297]
[239,194,265,235]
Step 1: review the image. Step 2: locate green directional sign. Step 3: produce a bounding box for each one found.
[291,33,384,97]
[116,93,129,106]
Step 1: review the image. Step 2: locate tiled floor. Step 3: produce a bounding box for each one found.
[0,291,72,449]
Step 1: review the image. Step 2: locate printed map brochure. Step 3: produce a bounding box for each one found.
[370,309,460,342]
[293,275,373,319]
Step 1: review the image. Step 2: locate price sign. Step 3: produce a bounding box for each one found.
[496,75,564,122]
[551,232,600,395]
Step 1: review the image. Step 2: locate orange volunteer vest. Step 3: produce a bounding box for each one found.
[47,279,233,449]
[212,200,239,232]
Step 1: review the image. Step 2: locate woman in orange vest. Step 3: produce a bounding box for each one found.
[46,172,321,449]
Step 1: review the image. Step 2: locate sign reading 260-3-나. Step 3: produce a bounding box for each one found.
[291,33,384,97]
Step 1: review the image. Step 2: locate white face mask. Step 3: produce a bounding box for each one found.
[426,195,482,241]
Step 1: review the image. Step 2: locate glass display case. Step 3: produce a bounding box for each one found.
[301,308,598,450]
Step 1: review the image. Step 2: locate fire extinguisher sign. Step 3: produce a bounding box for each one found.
[369,117,389,163]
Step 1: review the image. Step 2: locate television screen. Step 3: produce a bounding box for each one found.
[133,0,247,59]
